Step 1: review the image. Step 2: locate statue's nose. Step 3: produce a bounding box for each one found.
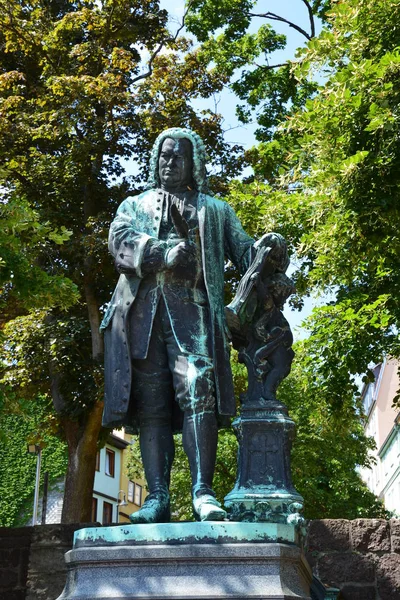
[167,155,177,166]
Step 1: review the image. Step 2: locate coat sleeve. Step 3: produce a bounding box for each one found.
[223,202,255,274]
[223,203,290,275]
[109,198,167,278]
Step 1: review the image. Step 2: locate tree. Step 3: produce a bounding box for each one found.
[0,190,78,323]
[252,0,400,399]
[0,0,242,522]
[185,0,330,144]
[222,0,400,514]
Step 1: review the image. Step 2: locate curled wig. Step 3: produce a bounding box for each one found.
[145,127,209,192]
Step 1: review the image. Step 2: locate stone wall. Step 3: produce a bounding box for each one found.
[306,518,400,600]
[1,519,399,600]
[26,524,92,600]
[0,526,32,600]
[0,524,93,600]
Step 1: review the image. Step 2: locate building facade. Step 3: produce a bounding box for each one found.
[359,358,400,515]
[37,429,147,525]
[92,430,147,524]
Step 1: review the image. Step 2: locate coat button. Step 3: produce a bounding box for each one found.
[122,398,128,403]
[126,301,130,305]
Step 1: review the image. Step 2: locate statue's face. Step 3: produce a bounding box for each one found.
[158,137,193,191]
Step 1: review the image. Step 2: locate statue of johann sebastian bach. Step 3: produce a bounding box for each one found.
[101,127,289,523]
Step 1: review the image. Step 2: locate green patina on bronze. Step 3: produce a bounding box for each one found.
[73,521,301,548]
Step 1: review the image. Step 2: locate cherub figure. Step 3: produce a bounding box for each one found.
[225,236,294,404]
[252,272,295,401]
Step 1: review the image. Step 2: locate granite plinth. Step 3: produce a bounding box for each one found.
[58,522,312,600]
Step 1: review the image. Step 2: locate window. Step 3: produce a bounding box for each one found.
[103,501,113,524]
[105,449,115,477]
[128,481,134,503]
[363,383,375,416]
[134,483,142,506]
[127,481,142,506]
[95,451,100,472]
[91,497,98,522]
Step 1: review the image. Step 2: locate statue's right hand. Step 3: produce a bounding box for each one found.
[165,240,196,269]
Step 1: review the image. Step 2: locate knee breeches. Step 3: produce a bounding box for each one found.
[131,298,216,422]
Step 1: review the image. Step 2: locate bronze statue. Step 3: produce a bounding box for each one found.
[101,128,289,523]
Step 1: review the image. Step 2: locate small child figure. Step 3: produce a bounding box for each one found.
[252,272,295,401]
[225,239,295,404]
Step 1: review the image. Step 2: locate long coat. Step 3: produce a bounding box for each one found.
[101,189,254,429]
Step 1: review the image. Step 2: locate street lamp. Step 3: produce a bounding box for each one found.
[117,490,128,523]
[27,444,42,525]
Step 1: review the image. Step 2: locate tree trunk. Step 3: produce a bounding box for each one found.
[60,280,105,523]
[61,400,104,523]
[84,278,104,360]
[60,165,106,523]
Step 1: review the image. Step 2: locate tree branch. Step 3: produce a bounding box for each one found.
[300,0,316,38]
[131,1,193,85]
[255,62,289,70]
[249,11,311,40]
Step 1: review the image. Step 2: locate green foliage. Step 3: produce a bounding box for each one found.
[247,0,400,403]
[0,192,79,319]
[222,0,400,399]
[187,0,325,142]
[0,394,67,527]
[219,0,400,518]
[1,311,103,416]
[278,342,388,519]
[186,0,255,43]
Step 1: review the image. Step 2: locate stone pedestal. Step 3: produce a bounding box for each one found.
[57,522,312,600]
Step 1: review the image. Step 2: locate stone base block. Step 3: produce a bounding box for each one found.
[58,523,311,600]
